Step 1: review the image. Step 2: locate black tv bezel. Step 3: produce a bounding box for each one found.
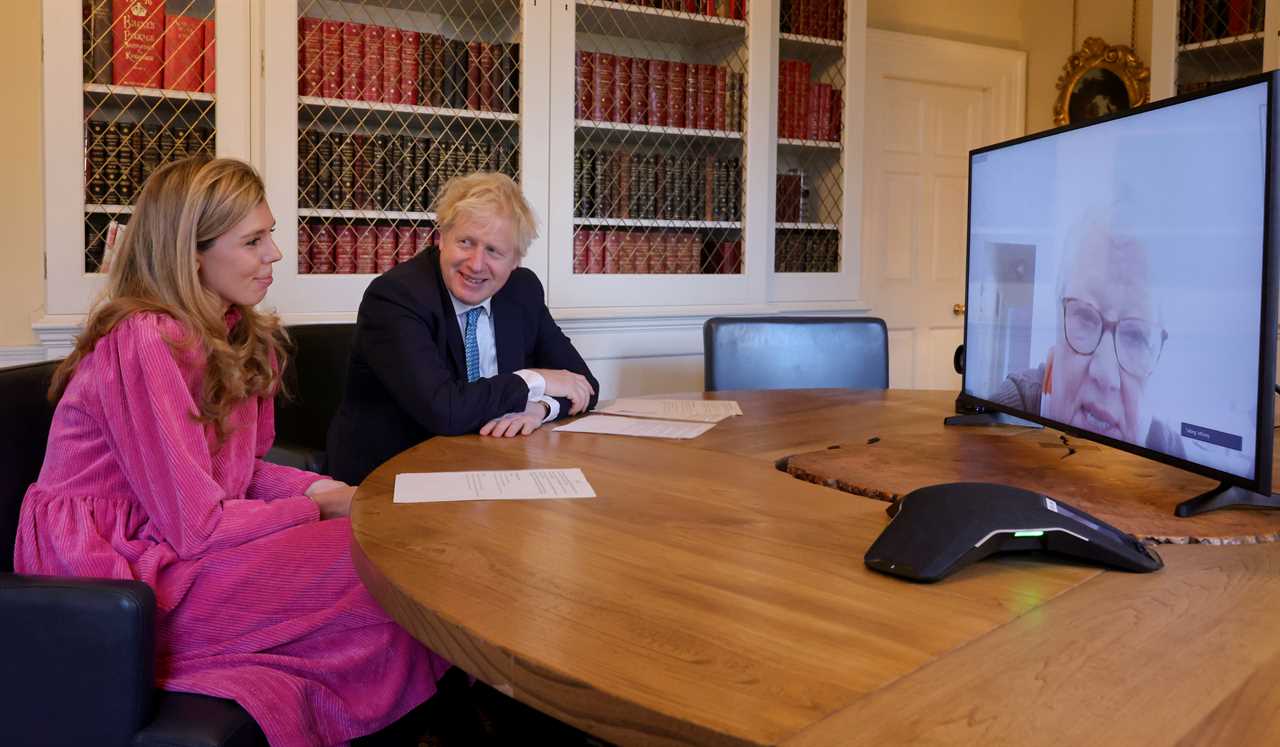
[956,72,1280,496]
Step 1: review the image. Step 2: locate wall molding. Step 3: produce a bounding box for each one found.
[0,346,48,367]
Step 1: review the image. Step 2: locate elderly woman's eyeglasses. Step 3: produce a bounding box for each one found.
[1062,297,1166,378]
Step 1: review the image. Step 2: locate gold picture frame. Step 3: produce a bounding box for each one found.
[1053,37,1150,126]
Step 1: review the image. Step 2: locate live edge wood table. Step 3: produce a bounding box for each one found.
[351,390,1280,746]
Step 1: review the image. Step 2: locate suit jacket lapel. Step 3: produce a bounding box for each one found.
[424,249,467,379]
[492,289,522,375]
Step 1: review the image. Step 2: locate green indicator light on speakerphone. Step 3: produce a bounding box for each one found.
[1014,530,1045,538]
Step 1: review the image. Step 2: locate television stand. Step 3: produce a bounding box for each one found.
[1175,482,1280,517]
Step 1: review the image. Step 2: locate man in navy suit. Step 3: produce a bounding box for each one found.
[327,172,598,485]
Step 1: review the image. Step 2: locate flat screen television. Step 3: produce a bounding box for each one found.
[957,73,1280,517]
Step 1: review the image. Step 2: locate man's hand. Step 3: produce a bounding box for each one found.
[528,368,595,415]
[480,401,547,438]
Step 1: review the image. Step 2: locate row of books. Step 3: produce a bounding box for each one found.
[1179,0,1263,44]
[573,230,742,274]
[576,53,744,131]
[779,59,842,141]
[299,130,518,213]
[299,18,518,112]
[86,121,214,205]
[299,221,434,275]
[780,0,845,41]
[776,171,809,223]
[83,0,215,92]
[604,0,746,21]
[775,229,838,272]
[575,149,742,222]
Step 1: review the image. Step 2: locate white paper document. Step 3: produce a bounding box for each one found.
[594,398,743,423]
[554,414,716,439]
[393,469,596,503]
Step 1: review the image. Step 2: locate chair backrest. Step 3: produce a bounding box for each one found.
[274,324,356,454]
[703,316,889,392]
[0,360,59,573]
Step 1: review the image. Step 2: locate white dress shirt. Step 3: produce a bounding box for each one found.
[448,293,559,422]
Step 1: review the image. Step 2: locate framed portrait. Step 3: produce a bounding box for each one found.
[1053,37,1150,126]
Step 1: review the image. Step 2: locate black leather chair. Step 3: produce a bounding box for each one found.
[703,316,889,391]
[0,360,269,747]
[268,323,356,474]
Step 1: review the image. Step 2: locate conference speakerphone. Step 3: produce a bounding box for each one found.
[864,482,1163,582]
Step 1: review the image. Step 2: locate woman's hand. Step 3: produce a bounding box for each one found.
[306,481,355,520]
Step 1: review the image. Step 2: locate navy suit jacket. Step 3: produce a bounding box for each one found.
[327,248,598,484]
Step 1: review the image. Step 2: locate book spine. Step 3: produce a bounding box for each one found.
[355,225,377,273]
[576,51,594,120]
[341,22,363,101]
[383,27,403,104]
[713,66,727,131]
[668,62,687,128]
[479,42,495,111]
[299,17,323,96]
[414,226,434,257]
[202,17,215,93]
[587,229,605,273]
[604,231,621,274]
[684,63,698,129]
[335,225,357,274]
[634,233,652,273]
[396,226,416,265]
[629,56,648,124]
[420,34,440,107]
[500,43,519,113]
[310,225,335,273]
[321,21,342,98]
[163,14,203,91]
[594,53,616,121]
[829,88,841,142]
[297,223,312,274]
[400,30,419,105]
[113,0,165,87]
[86,0,112,84]
[361,25,384,102]
[618,232,637,274]
[614,56,632,124]
[698,63,714,130]
[466,42,482,110]
[315,133,334,208]
[573,231,589,273]
[648,59,668,127]
[351,133,370,209]
[374,226,396,274]
[806,82,820,140]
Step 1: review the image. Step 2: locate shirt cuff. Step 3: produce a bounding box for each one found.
[534,395,559,423]
[514,369,546,400]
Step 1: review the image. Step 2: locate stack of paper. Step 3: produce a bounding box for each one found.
[554,399,742,440]
[394,468,596,503]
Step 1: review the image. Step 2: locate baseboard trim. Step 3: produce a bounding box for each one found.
[0,346,50,367]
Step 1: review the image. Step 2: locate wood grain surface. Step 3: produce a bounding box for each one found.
[776,391,1280,543]
[350,389,1280,745]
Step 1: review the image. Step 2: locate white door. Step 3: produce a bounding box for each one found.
[861,30,1025,389]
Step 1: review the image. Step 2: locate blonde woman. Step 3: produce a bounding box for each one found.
[327,171,598,485]
[14,157,452,746]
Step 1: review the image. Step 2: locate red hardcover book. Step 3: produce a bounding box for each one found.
[604,231,621,274]
[614,57,632,123]
[383,27,403,104]
[667,61,687,128]
[297,223,312,274]
[361,25,384,102]
[594,53,616,121]
[374,226,397,274]
[479,43,495,111]
[1228,0,1252,35]
[684,63,698,129]
[713,66,727,130]
[818,83,832,140]
[335,226,357,274]
[320,21,342,98]
[634,233,652,273]
[795,61,812,139]
[466,42,483,110]
[113,0,165,87]
[425,34,445,106]
[395,226,416,264]
[163,14,203,91]
[629,55,648,124]
[298,18,323,96]
[778,60,790,139]
[806,83,820,140]
[341,22,363,100]
[829,88,842,142]
[587,230,606,273]
[618,233,637,274]
[573,231,589,273]
[718,240,741,273]
[355,226,377,273]
[648,59,668,127]
[310,225,335,274]
[576,51,595,120]
[731,0,745,21]
[400,30,419,105]
[414,226,434,256]
[201,18,215,93]
[697,63,714,130]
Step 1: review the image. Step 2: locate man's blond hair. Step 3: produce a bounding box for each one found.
[433,172,538,255]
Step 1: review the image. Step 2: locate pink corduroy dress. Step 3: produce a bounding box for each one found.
[14,311,451,746]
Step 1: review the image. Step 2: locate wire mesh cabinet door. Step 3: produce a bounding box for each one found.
[43,0,249,317]
[262,0,535,317]
[545,0,761,309]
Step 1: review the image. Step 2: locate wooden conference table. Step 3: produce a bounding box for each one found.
[350,390,1280,746]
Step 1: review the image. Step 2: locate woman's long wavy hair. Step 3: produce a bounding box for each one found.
[49,156,288,442]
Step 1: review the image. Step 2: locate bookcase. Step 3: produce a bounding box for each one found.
[45,0,866,329]
[1152,0,1280,100]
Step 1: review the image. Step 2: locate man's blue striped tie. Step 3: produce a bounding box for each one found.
[463,306,483,383]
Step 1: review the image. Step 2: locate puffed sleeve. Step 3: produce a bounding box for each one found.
[96,314,319,560]
[245,393,328,502]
